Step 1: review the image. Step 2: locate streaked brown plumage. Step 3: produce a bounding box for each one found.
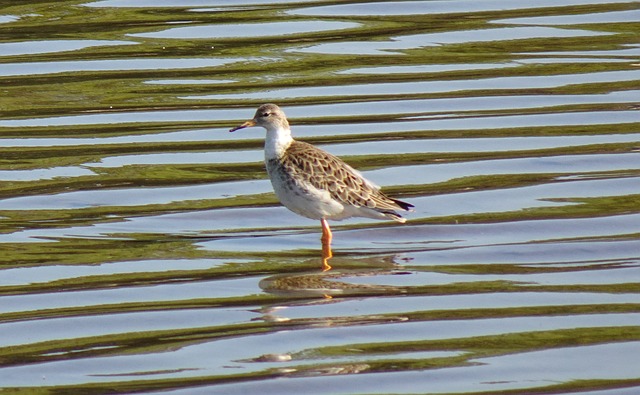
[272,140,412,221]
[230,103,413,269]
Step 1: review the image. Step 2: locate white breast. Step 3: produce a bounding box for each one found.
[264,127,293,160]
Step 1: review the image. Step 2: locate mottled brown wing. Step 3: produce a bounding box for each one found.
[282,141,409,212]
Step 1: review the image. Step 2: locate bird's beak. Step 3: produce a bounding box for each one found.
[229,119,256,132]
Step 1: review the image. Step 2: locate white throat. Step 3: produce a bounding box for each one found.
[264,126,293,160]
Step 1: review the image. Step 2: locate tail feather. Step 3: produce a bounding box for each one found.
[380,208,411,223]
[388,213,407,223]
[382,197,413,222]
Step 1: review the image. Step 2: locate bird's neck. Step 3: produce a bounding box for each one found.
[264,126,293,160]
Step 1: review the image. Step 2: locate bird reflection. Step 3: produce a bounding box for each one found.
[321,237,332,271]
[242,255,410,377]
[255,254,411,322]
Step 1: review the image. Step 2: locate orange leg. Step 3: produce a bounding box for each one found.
[320,218,333,271]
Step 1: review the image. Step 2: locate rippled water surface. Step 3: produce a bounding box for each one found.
[1,0,639,393]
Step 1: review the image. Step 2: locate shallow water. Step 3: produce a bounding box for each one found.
[0,0,639,393]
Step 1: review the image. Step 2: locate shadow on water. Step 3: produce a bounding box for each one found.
[0,0,639,393]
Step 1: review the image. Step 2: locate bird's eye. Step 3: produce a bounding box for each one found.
[261,112,270,117]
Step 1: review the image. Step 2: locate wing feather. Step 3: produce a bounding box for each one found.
[282,141,411,213]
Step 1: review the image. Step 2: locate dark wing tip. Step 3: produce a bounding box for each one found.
[391,198,414,211]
